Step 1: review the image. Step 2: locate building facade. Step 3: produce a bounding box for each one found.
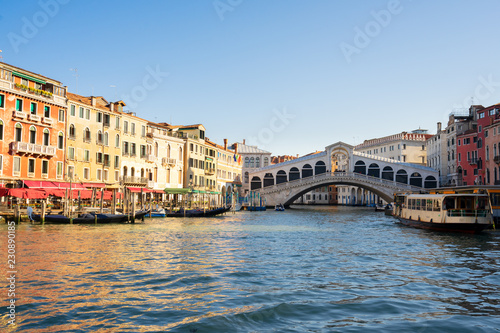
[0,62,67,186]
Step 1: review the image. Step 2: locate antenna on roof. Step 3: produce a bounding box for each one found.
[69,68,79,93]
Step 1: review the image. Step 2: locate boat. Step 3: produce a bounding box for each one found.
[150,204,166,217]
[166,207,230,218]
[375,204,386,212]
[393,192,493,234]
[29,208,150,224]
[275,204,285,211]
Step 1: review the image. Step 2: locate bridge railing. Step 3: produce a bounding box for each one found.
[257,172,424,194]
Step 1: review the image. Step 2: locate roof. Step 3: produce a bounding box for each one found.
[234,142,271,154]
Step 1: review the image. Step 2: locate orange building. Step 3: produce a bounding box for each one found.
[0,62,67,187]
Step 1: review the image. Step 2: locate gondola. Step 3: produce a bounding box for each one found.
[29,209,150,224]
[166,207,230,218]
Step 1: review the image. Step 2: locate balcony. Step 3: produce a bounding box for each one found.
[29,114,41,122]
[145,154,156,163]
[83,137,91,143]
[494,156,500,164]
[205,168,216,175]
[468,157,478,165]
[10,141,56,157]
[122,176,148,185]
[147,180,155,188]
[42,117,53,125]
[12,110,27,119]
[162,157,176,167]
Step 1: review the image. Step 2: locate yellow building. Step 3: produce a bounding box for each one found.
[211,139,243,205]
[66,93,124,187]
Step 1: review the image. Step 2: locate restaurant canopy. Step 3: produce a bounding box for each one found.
[163,188,191,194]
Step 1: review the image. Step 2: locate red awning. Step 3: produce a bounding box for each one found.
[127,187,148,193]
[82,183,106,188]
[24,180,58,188]
[51,182,86,189]
[153,190,165,194]
[0,188,49,199]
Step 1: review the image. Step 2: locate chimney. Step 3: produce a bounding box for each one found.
[110,103,114,111]
[234,143,238,154]
[437,122,441,133]
[243,139,246,145]
[224,138,227,150]
[91,96,96,107]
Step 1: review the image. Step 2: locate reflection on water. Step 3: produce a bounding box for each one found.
[1,206,500,332]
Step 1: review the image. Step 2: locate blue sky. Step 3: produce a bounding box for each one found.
[2,0,500,156]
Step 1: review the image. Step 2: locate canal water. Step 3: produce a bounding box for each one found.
[1,206,500,332]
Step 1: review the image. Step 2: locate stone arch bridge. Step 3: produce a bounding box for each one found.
[249,142,439,206]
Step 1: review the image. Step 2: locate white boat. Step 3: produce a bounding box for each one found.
[393,193,493,234]
[275,204,285,211]
[375,204,385,212]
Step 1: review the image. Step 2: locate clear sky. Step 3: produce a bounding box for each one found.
[2,0,500,156]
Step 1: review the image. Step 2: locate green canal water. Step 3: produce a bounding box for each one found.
[1,206,500,332]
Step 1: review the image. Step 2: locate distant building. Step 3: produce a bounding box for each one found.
[235,141,272,194]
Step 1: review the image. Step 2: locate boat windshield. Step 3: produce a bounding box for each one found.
[444,195,489,217]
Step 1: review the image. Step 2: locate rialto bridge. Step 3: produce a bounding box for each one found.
[249,142,439,207]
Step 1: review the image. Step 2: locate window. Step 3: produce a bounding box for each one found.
[115,170,119,182]
[69,124,76,139]
[13,157,21,176]
[79,106,84,118]
[44,106,50,118]
[84,150,90,162]
[96,152,103,164]
[115,117,120,129]
[58,109,65,122]
[83,168,90,180]
[57,162,63,179]
[67,165,75,178]
[103,114,110,127]
[103,170,109,181]
[68,147,75,160]
[30,102,37,115]
[85,109,90,120]
[29,126,36,144]
[104,132,109,146]
[15,123,22,142]
[123,142,129,154]
[131,143,136,156]
[0,94,5,108]
[97,169,102,181]
[115,134,120,148]
[141,125,146,137]
[70,104,76,116]
[96,112,103,123]
[479,125,482,133]
[485,130,489,138]
[131,123,136,135]
[28,158,35,176]
[97,130,103,144]
[41,160,49,178]
[0,120,3,140]
[15,99,23,111]
[84,128,91,142]
[114,156,119,168]
[43,129,49,146]
[123,121,129,134]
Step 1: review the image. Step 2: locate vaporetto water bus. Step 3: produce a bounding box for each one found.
[393,192,494,234]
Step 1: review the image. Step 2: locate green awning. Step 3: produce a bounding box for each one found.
[12,71,46,84]
[163,188,191,194]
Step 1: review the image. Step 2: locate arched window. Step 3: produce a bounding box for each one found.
[29,125,36,144]
[410,172,422,187]
[245,157,249,168]
[251,176,262,190]
[264,157,269,167]
[130,167,135,177]
[302,164,313,178]
[396,169,408,184]
[58,132,64,149]
[289,167,300,181]
[263,173,274,187]
[123,166,128,177]
[424,175,437,188]
[381,166,394,181]
[368,163,380,178]
[315,161,326,175]
[249,157,255,168]
[43,128,50,146]
[15,123,22,142]
[354,161,366,174]
[104,132,109,146]
[115,134,120,148]
[276,170,287,184]
[256,157,261,168]
[155,142,159,157]
[84,128,91,142]
[69,124,75,138]
[97,130,103,144]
